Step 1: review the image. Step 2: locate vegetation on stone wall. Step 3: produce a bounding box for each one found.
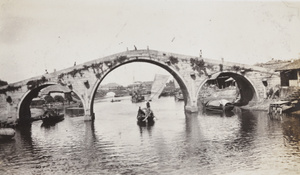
[104,61,113,68]
[232,65,252,74]
[0,79,8,87]
[116,56,128,63]
[57,60,107,82]
[26,76,48,90]
[58,73,64,79]
[169,56,179,64]
[190,58,208,76]
[95,73,101,79]
[232,65,241,72]
[0,85,22,94]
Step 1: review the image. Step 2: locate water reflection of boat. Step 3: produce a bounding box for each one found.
[204,99,234,112]
[41,109,64,125]
[0,128,15,140]
[204,109,235,117]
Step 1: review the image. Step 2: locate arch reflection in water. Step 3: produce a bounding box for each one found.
[1,97,300,174]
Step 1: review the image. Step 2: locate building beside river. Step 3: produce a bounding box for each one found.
[276,59,300,100]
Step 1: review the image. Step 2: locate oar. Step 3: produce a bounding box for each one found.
[142,112,149,122]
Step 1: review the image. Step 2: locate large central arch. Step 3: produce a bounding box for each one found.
[88,59,190,118]
[197,71,259,106]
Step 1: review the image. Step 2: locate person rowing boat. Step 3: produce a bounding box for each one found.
[137,101,155,124]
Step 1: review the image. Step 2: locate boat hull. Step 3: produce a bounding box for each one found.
[204,99,234,112]
[0,128,15,140]
[41,114,64,124]
[137,108,155,124]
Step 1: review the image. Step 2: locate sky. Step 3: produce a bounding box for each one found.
[1,0,300,85]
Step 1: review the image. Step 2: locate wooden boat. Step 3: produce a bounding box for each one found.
[41,109,64,124]
[135,74,170,125]
[131,91,145,103]
[269,100,298,114]
[111,99,121,103]
[204,99,234,112]
[137,107,155,124]
[0,128,15,140]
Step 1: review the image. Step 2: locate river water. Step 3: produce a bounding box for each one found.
[1,96,300,174]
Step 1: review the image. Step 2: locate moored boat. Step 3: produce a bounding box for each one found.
[41,109,64,124]
[131,91,145,103]
[204,99,234,112]
[111,99,121,103]
[0,128,15,140]
[269,100,299,114]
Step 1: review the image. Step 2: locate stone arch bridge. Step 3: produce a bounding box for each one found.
[0,50,279,124]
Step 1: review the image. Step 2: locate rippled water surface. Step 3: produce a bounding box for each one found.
[1,96,300,174]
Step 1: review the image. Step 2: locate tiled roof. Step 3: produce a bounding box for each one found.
[276,59,300,71]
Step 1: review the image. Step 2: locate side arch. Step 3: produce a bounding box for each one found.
[197,71,259,106]
[18,82,57,123]
[17,82,85,123]
[87,59,191,118]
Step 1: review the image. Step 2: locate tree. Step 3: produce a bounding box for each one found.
[43,95,54,104]
[54,95,65,103]
[65,92,73,105]
[0,79,8,87]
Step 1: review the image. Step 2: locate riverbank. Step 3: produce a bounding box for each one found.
[240,99,275,111]
[199,86,277,111]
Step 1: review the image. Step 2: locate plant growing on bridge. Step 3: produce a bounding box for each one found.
[169,56,179,64]
[26,76,48,90]
[69,69,83,78]
[116,56,128,63]
[232,65,241,72]
[190,58,208,76]
[58,73,65,79]
[104,61,113,68]
[82,65,89,71]
[0,79,8,87]
[0,85,22,94]
[232,65,252,74]
[95,73,101,79]
[91,62,104,73]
